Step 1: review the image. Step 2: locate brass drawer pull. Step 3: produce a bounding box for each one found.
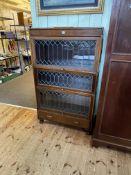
[47,115,53,118]
[61,31,66,35]
[74,121,79,125]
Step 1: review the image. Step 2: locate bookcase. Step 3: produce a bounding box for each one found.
[30,28,103,131]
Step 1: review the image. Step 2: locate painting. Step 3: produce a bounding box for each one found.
[36,0,105,16]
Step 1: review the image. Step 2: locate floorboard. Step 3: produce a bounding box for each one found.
[0,103,131,175]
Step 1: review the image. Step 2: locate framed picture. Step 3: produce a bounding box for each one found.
[36,0,105,16]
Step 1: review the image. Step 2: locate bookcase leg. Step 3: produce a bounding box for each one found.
[38,115,45,124]
[39,118,45,124]
[83,128,92,135]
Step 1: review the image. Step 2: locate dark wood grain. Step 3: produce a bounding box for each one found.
[101,61,131,139]
[93,0,131,151]
[38,109,90,129]
[112,0,131,54]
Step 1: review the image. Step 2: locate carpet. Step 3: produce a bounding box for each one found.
[0,70,36,108]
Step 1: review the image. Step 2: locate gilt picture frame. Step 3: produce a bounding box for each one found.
[36,0,105,16]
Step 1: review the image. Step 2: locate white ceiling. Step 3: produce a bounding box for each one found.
[0,0,31,13]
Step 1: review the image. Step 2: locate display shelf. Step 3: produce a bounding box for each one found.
[0,14,23,75]
[0,73,20,84]
[15,39,30,42]
[0,38,16,40]
[0,14,24,82]
[0,38,30,42]
[10,24,31,72]
[0,17,13,21]
[0,55,20,76]
[0,56,18,64]
[10,24,31,27]
[0,55,18,60]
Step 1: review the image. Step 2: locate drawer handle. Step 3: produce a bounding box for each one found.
[61,31,66,35]
[74,121,79,125]
[47,115,53,118]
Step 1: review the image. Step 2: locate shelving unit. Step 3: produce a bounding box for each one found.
[10,24,32,71]
[0,16,15,53]
[0,55,18,68]
[30,28,103,131]
[0,16,21,83]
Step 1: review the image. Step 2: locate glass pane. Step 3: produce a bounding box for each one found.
[35,40,96,70]
[40,0,98,10]
[38,71,93,91]
[39,90,91,118]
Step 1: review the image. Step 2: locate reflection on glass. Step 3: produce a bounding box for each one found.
[38,71,93,91]
[35,40,96,70]
[39,90,90,118]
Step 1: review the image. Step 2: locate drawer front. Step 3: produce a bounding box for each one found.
[60,113,89,128]
[36,70,94,93]
[30,28,103,38]
[37,89,92,119]
[34,38,99,71]
[38,110,89,129]
[38,110,59,122]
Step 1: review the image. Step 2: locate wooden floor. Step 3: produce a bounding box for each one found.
[0,104,131,175]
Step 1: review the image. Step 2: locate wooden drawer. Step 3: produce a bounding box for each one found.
[30,28,103,38]
[38,109,89,129]
[60,113,89,129]
[38,110,59,123]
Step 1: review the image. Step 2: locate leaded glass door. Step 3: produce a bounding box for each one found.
[37,88,93,119]
[36,69,96,93]
[34,37,100,72]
